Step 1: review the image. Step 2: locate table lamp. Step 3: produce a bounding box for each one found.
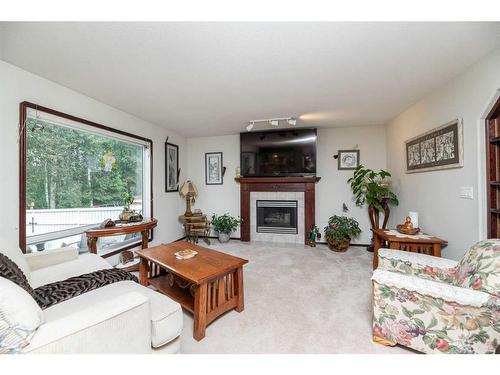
[180,180,198,217]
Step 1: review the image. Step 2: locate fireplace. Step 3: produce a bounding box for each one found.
[256,200,298,234]
[235,176,321,244]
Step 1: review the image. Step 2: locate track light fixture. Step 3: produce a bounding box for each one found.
[246,117,297,132]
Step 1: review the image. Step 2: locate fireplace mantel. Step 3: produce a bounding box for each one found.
[235,176,321,244]
[234,176,321,184]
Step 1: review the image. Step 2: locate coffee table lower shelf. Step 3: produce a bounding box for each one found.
[148,275,194,313]
[146,269,245,340]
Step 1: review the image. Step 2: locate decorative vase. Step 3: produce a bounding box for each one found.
[327,236,351,252]
[218,232,231,243]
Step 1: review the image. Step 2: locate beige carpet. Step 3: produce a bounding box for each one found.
[179,240,411,354]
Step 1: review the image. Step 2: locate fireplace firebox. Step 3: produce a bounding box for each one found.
[256,200,298,234]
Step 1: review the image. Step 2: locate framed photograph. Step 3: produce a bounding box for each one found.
[405,119,463,173]
[205,152,223,185]
[338,150,360,170]
[165,142,179,192]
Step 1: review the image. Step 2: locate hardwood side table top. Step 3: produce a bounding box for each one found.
[371,228,447,245]
[85,217,157,238]
[136,241,248,284]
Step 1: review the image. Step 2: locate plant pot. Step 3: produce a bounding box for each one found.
[119,209,135,222]
[217,232,231,243]
[327,237,351,252]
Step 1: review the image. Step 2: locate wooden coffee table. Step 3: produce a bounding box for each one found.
[136,241,248,341]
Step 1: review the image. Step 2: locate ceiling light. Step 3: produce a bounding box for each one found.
[245,116,297,131]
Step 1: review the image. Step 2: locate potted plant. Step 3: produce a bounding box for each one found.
[347,165,399,250]
[119,191,135,222]
[211,213,243,243]
[324,215,361,252]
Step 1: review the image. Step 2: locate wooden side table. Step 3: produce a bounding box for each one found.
[85,218,158,273]
[179,214,210,244]
[85,218,157,255]
[372,228,447,269]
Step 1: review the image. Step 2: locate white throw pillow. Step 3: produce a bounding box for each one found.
[0,277,44,353]
[0,248,31,282]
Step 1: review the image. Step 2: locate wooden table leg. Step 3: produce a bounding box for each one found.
[234,267,244,313]
[87,237,97,254]
[193,282,208,341]
[141,230,149,249]
[139,257,150,286]
[432,243,441,257]
[373,234,382,269]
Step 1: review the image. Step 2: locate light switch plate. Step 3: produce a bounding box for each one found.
[460,187,474,199]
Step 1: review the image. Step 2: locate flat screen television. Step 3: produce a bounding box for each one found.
[240,128,317,177]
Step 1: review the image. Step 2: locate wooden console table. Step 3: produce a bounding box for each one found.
[372,228,447,269]
[137,241,248,341]
[85,218,157,255]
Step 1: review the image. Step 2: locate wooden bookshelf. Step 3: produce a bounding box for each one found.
[486,99,500,238]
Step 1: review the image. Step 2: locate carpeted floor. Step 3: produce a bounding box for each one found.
[179,240,411,354]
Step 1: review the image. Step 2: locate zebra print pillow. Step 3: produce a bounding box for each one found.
[0,253,34,297]
[34,268,138,309]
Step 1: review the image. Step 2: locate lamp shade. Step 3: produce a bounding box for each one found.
[180,180,198,197]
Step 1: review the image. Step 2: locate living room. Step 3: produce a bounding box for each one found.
[1,1,499,372]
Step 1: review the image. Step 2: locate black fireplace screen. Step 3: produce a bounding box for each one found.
[256,200,298,234]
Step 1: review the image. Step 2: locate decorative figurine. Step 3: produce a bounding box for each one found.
[309,225,321,247]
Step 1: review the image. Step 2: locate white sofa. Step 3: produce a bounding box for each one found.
[0,246,183,354]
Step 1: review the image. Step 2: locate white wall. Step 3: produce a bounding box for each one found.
[0,60,187,254]
[316,125,387,244]
[185,126,387,243]
[185,135,241,236]
[385,48,500,260]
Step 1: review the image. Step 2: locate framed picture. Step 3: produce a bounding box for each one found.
[405,119,463,173]
[338,150,360,170]
[165,142,179,192]
[205,152,223,185]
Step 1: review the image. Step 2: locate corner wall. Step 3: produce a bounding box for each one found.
[385,48,500,260]
[0,60,187,252]
[185,125,387,244]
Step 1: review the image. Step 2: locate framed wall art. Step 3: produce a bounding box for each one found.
[205,152,223,185]
[338,150,360,170]
[165,142,179,192]
[405,119,463,173]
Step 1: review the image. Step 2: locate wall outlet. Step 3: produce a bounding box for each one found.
[459,187,474,199]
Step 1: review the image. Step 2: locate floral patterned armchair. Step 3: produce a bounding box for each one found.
[372,240,500,354]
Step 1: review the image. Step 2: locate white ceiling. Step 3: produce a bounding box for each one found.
[1,22,499,137]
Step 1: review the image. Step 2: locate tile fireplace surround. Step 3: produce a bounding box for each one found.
[235,177,321,245]
[251,192,304,243]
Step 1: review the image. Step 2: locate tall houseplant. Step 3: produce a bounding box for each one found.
[211,213,243,243]
[347,165,399,251]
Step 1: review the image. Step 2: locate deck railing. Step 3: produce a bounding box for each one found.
[26,206,124,237]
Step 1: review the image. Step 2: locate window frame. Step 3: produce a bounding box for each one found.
[19,101,154,256]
